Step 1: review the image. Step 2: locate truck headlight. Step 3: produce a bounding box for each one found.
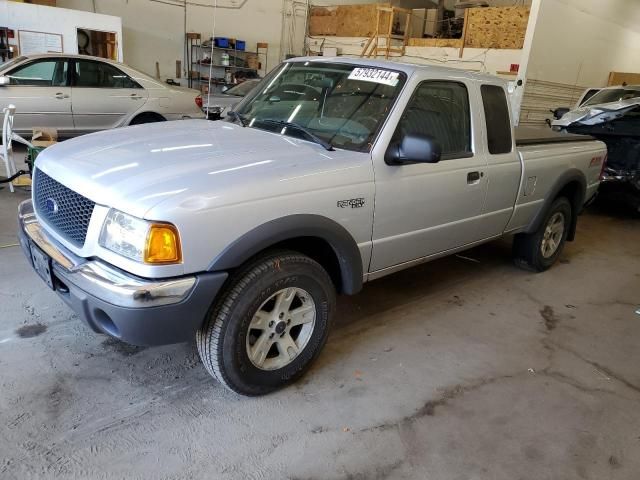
[99,209,182,264]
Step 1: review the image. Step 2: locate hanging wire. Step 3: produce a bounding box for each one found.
[205,0,218,118]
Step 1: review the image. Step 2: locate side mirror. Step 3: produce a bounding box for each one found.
[221,85,230,93]
[385,134,442,165]
[552,107,570,120]
[0,76,10,86]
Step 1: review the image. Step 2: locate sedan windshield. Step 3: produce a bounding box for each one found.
[583,88,640,106]
[232,61,406,152]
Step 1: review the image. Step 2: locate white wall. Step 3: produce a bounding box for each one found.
[0,1,123,61]
[518,0,640,125]
[525,0,640,87]
[56,0,300,80]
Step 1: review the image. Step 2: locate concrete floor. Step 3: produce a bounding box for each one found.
[1,179,639,479]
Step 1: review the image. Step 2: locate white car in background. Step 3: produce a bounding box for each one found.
[203,78,261,119]
[0,54,205,136]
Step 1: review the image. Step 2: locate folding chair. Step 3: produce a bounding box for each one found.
[1,105,34,192]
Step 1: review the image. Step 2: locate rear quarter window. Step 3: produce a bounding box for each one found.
[481,84,512,155]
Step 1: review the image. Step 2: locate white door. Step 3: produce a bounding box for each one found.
[0,58,73,135]
[71,59,148,132]
[370,80,489,273]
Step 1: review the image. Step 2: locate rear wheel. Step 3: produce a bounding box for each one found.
[196,250,336,396]
[513,196,572,272]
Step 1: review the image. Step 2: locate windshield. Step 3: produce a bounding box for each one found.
[232,61,406,152]
[583,88,640,106]
[225,79,260,97]
[0,56,28,73]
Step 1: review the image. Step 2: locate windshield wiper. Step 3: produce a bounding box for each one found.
[257,119,334,151]
[227,110,247,127]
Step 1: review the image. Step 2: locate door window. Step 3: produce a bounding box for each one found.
[6,59,67,86]
[74,60,140,88]
[480,84,512,155]
[394,81,472,159]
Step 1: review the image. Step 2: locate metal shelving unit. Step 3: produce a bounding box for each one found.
[186,34,268,92]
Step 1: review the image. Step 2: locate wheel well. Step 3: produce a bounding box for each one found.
[556,180,584,241]
[129,112,166,124]
[270,237,343,293]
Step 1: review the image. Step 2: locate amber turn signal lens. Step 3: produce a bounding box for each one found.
[144,224,182,264]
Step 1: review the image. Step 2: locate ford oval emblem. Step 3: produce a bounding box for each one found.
[45,198,59,214]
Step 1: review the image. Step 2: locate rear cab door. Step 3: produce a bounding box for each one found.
[474,81,521,238]
[70,58,149,132]
[0,57,73,135]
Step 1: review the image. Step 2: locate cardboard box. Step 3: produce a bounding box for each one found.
[246,54,260,70]
[31,127,57,147]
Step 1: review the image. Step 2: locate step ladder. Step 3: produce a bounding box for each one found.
[361,6,412,59]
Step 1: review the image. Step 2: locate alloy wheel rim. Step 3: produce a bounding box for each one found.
[540,212,565,258]
[246,287,316,371]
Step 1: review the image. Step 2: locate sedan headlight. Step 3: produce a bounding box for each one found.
[99,209,182,264]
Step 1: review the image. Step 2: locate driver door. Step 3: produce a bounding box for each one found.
[370,79,489,273]
[1,58,73,135]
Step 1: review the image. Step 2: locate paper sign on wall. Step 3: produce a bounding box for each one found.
[19,30,63,55]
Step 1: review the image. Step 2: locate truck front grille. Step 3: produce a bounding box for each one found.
[33,169,96,247]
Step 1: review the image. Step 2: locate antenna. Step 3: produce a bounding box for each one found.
[205,0,218,119]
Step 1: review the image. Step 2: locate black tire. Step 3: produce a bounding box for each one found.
[513,196,572,272]
[196,250,336,396]
[129,112,166,125]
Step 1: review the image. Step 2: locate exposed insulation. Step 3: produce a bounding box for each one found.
[464,6,529,49]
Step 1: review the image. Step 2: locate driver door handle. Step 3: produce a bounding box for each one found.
[130,93,143,99]
[55,92,69,99]
[467,171,483,184]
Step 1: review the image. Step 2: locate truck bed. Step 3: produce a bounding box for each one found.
[515,126,594,146]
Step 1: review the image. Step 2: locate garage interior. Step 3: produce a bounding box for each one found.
[1,0,640,479]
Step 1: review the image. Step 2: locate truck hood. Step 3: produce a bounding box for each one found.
[552,97,640,127]
[36,119,347,218]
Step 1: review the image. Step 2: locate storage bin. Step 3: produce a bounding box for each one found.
[236,40,246,51]
[214,37,230,48]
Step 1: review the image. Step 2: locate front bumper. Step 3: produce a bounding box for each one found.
[18,200,227,346]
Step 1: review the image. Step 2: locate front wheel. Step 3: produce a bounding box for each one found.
[196,250,336,395]
[513,196,572,272]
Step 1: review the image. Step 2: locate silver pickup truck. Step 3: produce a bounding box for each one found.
[18,58,605,395]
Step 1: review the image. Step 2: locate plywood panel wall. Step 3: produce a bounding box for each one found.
[408,38,462,48]
[465,6,530,49]
[309,3,391,37]
[309,7,338,36]
[335,3,391,37]
[608,71,640,86]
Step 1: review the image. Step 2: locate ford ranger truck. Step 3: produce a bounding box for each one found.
[18,58,606,395]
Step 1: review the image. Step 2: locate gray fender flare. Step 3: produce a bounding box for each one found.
[524,168,586,241]
[207,214,363,294]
